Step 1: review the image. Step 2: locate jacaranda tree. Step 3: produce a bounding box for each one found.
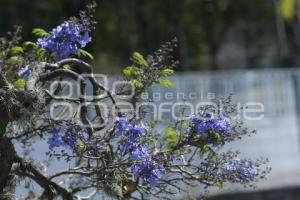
[0,3,270,200]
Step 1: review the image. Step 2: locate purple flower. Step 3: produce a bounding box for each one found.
[210,117,230,133]
[115,117,130,137]
[47,127,87,152]
[129,123,148,137]
[225,159,257,183]
[80,32,92,47]
[115,118,148,153]
[131,156,164,187]
[62,130,87,153]
[115,118,164,187]
[129,145,165,187]
[62,131,79,149]
[37,21,91,60]
[191,114,230,134]
[131,145,149,160]
[47,132,65,150]
[17,66,32,78]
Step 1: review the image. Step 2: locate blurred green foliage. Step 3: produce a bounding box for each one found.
[0,0,299,72]
[280,0,297,21]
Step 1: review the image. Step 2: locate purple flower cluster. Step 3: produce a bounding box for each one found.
[47,127,87,152]
[37,21,91,60]
[131,145,164,187]
[47,132,65,150]
[115,117,148,152]
[190,114,230,134]
[63,131,85,150]
[224,159,257,183]
[17,65,32,78]
[115,118,164,187]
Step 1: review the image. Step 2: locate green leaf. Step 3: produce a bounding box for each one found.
[36,48,47,59]
[32,28,49,37]
[78,49,94,60]
[210,154,217,163]
[63,64,71,70]
[161,69,174,75]
[132,52,149,68]
[158,79,173,88]
[6,56,24,64]
[123,66,142,78]
[23,41,38,48]
[11,46,24,54]
[76,139,86,151]
[0,50,5,58]
[280,0,297,21]
[216,180,224,190]
[165,127,180,149]
[210,131,222,144]
[14,78,26,91]
[132,79,144,88]
[123,67,132,77]
[200,144,211,154]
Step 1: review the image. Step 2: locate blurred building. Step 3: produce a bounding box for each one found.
[150,68,300,199]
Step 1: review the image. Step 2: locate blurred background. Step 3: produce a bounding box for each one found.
[2,0,300,73]
[2,0,300,199]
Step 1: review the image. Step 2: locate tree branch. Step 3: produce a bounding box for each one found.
[15,156,74,200]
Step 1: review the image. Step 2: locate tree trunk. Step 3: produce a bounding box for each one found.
[0,138,16,193]
[0,74,17,194]
[0,102,15,193]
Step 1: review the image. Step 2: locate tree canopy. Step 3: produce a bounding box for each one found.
[0,2,271,200]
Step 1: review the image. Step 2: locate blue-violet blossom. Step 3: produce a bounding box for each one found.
[225,159,257,183]
[115,118,164,187]
[115,117,148,152]
[17,65,32,78]
[190,114,230,134]
[37,21,91,60]
[130,145,164,187]
[47,132,65,150]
